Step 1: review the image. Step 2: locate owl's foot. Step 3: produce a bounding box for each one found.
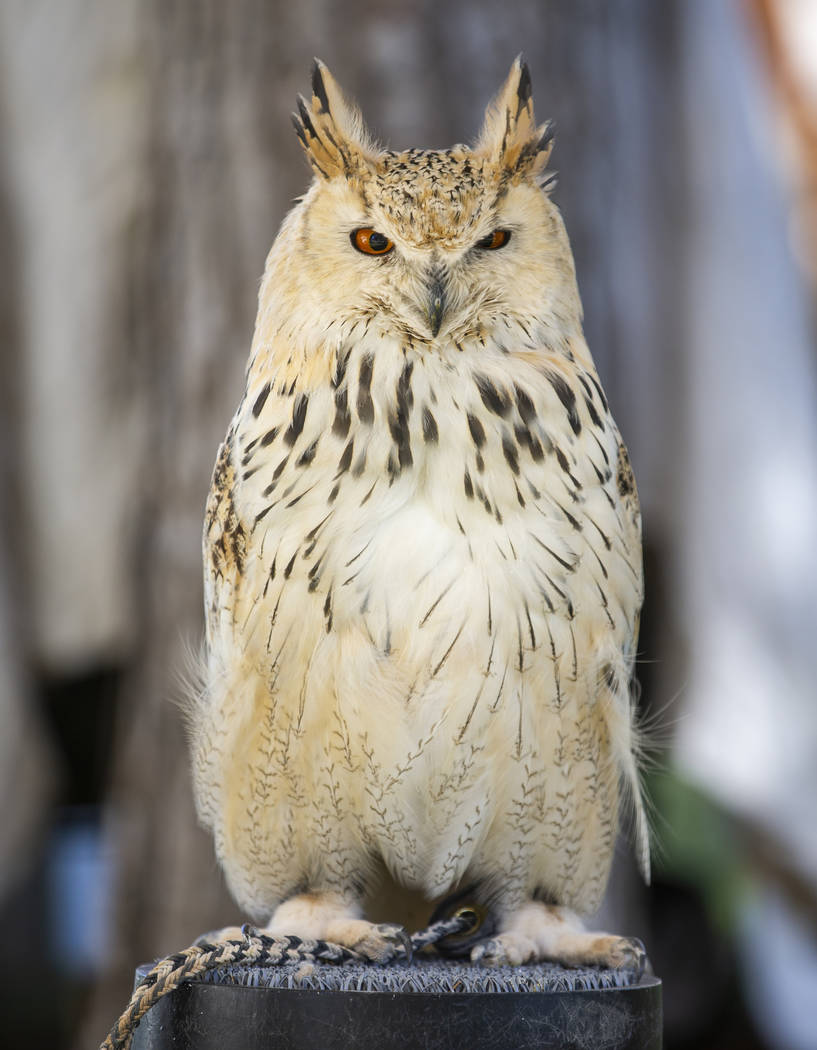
[266,891,411,962]
[324,919,412,962]
[470,901,647,974]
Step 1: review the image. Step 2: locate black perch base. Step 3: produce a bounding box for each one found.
[130,959,663,1049]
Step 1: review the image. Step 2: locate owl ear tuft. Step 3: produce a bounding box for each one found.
[475,56,554,183]
[292,60,375,179]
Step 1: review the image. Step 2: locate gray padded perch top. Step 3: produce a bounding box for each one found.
[129,957,662,1050]
[198,957,643,993]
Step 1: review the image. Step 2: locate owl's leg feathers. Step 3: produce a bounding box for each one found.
[265,890,411,962]
[471,901,646,973]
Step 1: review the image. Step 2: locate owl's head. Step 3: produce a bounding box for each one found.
[264,59,580,351]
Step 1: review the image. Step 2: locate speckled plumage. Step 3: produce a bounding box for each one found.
[190,59,648,968]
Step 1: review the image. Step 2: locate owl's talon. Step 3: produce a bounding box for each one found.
[471,935,531,967]
[393,924,414,962]
[610,936,649,976]
[374,922,413,963]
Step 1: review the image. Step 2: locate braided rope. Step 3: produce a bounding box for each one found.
[101,914,470,1050]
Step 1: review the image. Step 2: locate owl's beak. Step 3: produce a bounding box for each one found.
[425,273,447,337]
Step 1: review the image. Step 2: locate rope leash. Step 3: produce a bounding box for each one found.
[101,912,473,1050]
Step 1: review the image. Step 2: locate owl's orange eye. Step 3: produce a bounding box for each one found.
[476,229,511,250]
[351,228,394,255]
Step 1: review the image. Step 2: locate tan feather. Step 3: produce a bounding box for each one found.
[474,55,554,179]
[292,60,376,180]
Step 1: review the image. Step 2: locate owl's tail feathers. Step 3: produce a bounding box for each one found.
[622,737,652,887]
[292,60,377,179]
[599,656,652,886]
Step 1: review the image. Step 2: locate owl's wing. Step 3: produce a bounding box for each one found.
[611,436,643,659]
[203,423,249,656]
[202,375,338,670]
[505,356,647,880]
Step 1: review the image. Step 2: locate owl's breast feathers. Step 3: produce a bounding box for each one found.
[208,331,641,641]
[200,329,647,906]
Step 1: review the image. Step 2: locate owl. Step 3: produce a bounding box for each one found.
[190,58,649,969]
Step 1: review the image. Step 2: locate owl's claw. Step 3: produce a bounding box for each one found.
[609,936,649,977]
[378,923,411,961]
[373,922,413,963]
[471,934,534,967]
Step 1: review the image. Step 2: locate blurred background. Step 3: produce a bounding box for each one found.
[1,0,816,1047]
